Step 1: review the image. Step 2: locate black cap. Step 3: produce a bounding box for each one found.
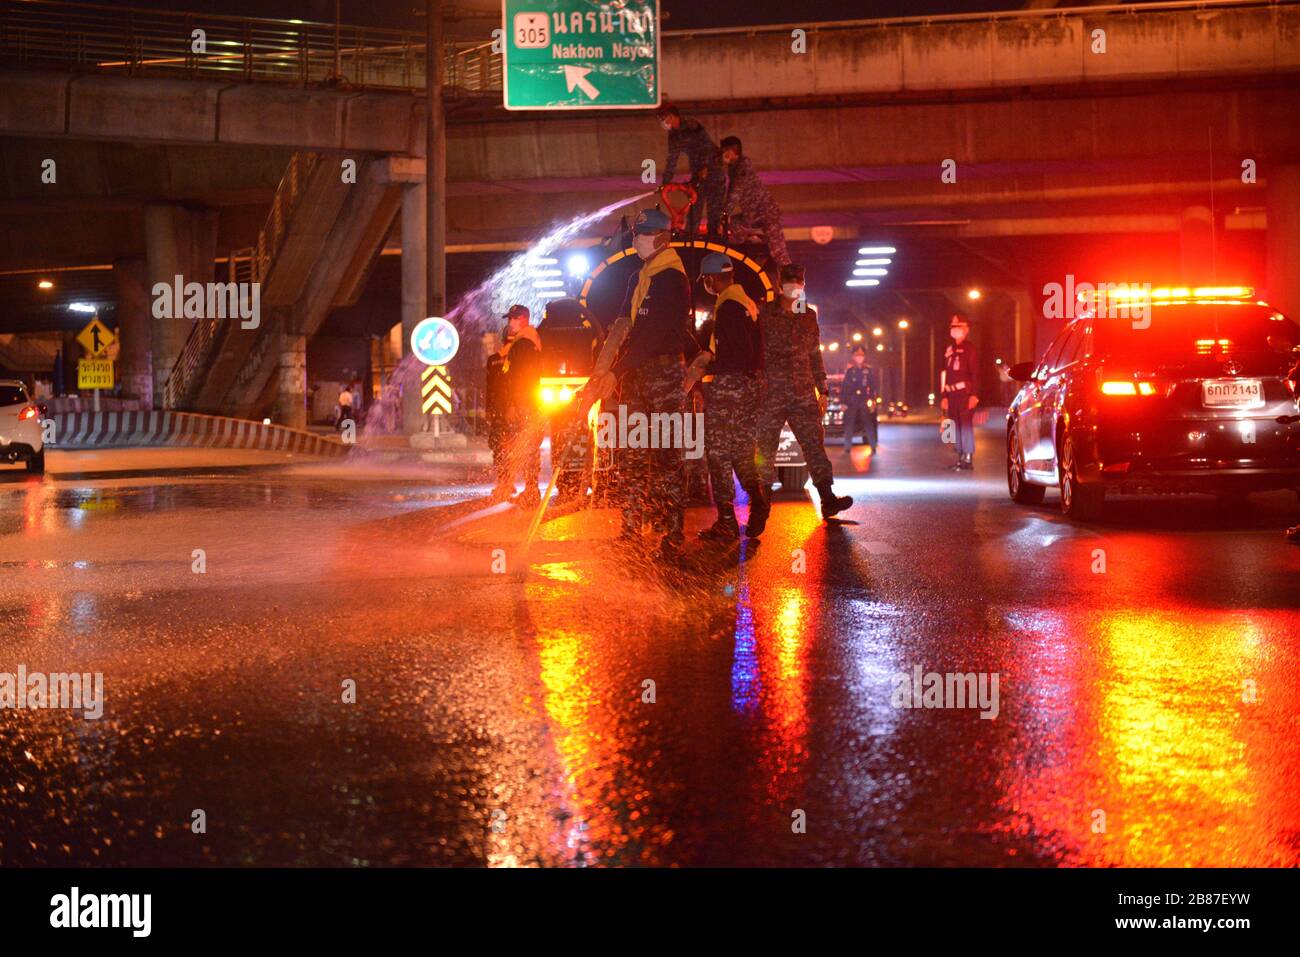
[780,263,805,284]
[505,304,530,320]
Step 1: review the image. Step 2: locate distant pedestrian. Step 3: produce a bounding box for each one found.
[940,313,980,471]
[841,345,879,452]
[336,384,354,430]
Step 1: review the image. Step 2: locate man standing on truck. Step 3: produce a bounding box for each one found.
[689,253,771,542]
[720,136,790,267]
[756,263,854,521]
[658,105,726,239]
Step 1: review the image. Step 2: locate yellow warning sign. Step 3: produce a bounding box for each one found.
[76,317,116,357]
[78,357,114,390]
[421,365,452,415]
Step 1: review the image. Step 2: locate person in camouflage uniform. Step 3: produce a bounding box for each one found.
[721,136,790,267]
[580,209,701,560]
[756,263,854,521]
[658,104,726,239]
[689,252,771,541]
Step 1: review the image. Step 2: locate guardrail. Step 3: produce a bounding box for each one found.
[0,0,500,92]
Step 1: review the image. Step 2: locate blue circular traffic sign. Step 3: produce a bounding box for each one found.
[410,316,460,366]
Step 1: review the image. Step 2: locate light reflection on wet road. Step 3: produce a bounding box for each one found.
[1,426,1297,866]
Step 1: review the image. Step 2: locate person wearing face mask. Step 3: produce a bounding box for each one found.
[499,304,544,506]
[940,313,980,471]
[755,263,854,521]
[689,253,771,542]
[720,136,790,267]
[841,345,879,453]
[581,209,701,560]
[657,104,726,239]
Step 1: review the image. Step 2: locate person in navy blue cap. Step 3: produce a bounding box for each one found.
[581,208,701,560]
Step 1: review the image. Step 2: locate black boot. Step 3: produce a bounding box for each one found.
[815,482,853,520]
[743,483,771,538]
[698,504,740,542]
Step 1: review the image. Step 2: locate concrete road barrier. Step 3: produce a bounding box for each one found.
[45,410,348,458]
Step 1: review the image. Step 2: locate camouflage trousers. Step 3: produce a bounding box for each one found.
[703,374,761,508]
[756,384,834,488]
[617,356,686,540]
[688,167,727,238]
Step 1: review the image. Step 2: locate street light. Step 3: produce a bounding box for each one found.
[37,279,53,290]
[828,341,840,352]
[897,320,910,405]
[875,343,884,352]
[872,327,883,337]
[967,288,982,301]
[852,332,863,342]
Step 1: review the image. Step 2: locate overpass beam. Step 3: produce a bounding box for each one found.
[144,204,217,409]
[113,257,153,407]
[401,182,427,435]
[1267,165,1300,320]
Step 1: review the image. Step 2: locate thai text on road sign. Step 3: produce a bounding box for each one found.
[503,0,660,111]
[78,358,114,390]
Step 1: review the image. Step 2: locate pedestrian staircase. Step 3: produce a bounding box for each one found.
[162,150,402,420]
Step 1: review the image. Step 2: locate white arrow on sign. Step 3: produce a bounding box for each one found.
[563,65,601,100]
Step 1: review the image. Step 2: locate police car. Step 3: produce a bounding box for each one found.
[1005,287,1300,520]
[0,379,46,474]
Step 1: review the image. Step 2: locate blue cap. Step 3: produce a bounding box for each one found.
[700,252,735,276]
[633,208,671,234]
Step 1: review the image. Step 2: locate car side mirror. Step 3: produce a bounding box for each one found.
[1006,361,1036,383]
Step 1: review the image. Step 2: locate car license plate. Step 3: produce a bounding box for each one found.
[1202,378,1263,408]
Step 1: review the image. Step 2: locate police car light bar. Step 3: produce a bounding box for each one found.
[1076,285,1255,304]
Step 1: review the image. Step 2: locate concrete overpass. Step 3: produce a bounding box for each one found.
[1,0,1298,421]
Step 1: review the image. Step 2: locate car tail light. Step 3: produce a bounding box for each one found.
[1100,381,1138,396]
[17,405,38,421]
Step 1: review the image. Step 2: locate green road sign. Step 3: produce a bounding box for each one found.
[503,0,660,111]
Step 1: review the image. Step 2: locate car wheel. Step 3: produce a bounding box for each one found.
[1007,426,1045,504]
[1058,430,1104,521]
[26,448,44,475]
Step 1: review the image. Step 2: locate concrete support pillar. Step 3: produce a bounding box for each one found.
[274,331,308,429]
[401,182,427,434]
[1005,288,1037,364]
[144,204,218,408]
[1266,164,1300,320]
[113,258,152,407]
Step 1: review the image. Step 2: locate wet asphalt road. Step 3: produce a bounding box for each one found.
[1,423,1298,867]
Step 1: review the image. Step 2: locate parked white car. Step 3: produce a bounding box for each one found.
[0,379,45,474]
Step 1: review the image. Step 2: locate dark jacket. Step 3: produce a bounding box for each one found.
[612,268,700,378]
[503,326,542,411]
[943,340,979,394]
[708,294,762,376]
[841,364,879,404]
[665,118,722,183]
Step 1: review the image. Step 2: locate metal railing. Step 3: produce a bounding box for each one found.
[161,150,317,410]
[0,0,501,92]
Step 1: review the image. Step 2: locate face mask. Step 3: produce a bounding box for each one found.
[633,235,659,260]
[782,283,804,300]
[952,329,967,343]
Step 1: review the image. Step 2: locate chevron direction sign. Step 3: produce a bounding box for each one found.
[421,365,453,416]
